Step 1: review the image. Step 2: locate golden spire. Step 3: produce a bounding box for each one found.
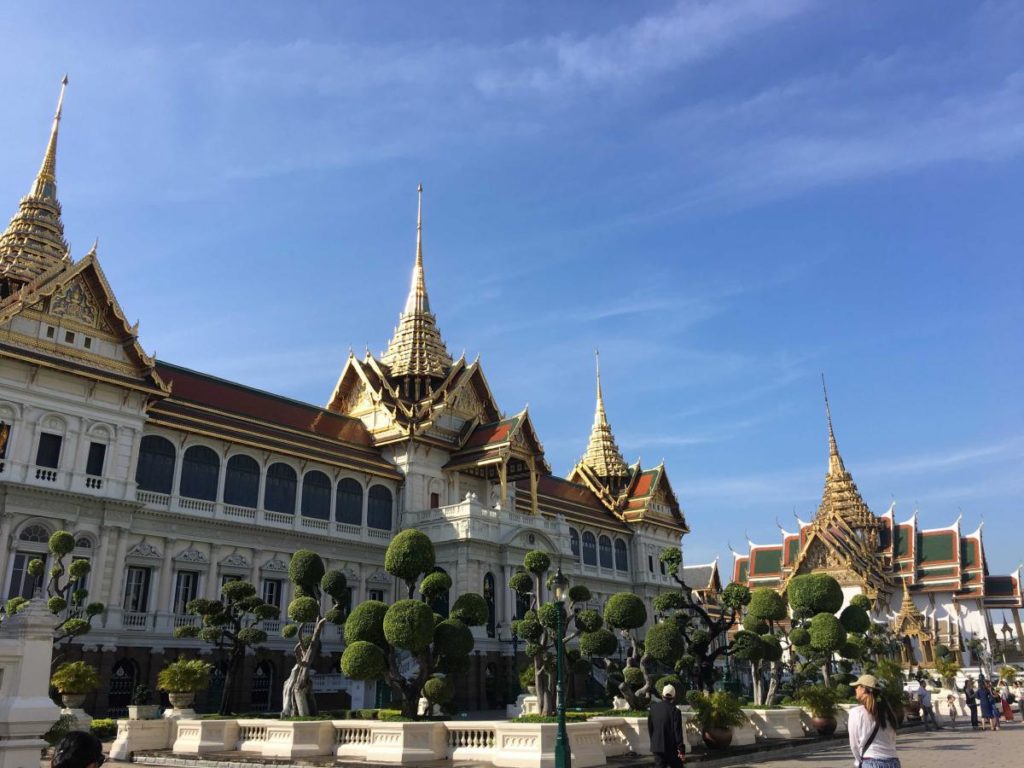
[814,377,874,527]
[0,76,71,288]
[380,184,452,380]
[582,350,629,479]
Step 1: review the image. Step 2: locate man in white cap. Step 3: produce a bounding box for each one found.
[647,683,685,767]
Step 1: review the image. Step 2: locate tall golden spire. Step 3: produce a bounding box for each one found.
[814,376,873,527]
[0,76,71,289]
[582,350,629,479]
[381,184,452,381]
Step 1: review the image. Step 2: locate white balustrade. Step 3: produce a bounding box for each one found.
[179,497,215,512]
[137,490,170,506]
[446,724,496,760]
[122,611,151,631]
[265,511,294,525]
[223,504,257,521]
[173,614,198,629]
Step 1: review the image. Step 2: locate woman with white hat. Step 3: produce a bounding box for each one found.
[849,674,901,768]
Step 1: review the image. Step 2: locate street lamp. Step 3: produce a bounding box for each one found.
[551,567,571,768]
[496,622,521,699]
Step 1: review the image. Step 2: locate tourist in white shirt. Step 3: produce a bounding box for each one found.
[915,680,941,731]
[849,674,901,768]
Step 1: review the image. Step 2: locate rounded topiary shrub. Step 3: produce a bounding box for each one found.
[422,675,454,704]
[742,615,769,634]
[654,592,687,613]
[645,620,685,665]
[604,593,647,630]
[289,550,326,592]
[574,609,603,633]
[433,619,474,658]
[342,640,387,680]
[523,551,551,575]
[450,593,488,626]
[787,573,843,617]
[320,570,348,601]
[288,596,321,623]
[384,530,435,583]
[579,628,618,657]
[655,675,683,696]
[789,627,810,647]
[839,605,870,633]
[419,570,452,602]
[760,633,783,662]
[509,571,534,594]
[748,587,788,622]
[849,594,871,611]
[808,612,847,652]
[623,666,645,687]
[568,585,592,604]
[48,531,76,557]
[730,630,766,662]
[383,599,435,652]
[538,602,562,629]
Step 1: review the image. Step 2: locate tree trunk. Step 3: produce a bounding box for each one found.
[220,647,244,715]
[765,661,781,706]
[281,618,325,717]
[750,662,761,706]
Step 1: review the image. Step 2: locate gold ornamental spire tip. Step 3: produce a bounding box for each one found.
[821,373,844,476]
[595,348,605,415]
[33,75,68,199]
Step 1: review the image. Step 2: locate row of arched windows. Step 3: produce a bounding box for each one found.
[135,436,393,529]
[569,528,628,571]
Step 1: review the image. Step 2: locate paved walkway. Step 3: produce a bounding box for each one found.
[719,721,1023,768]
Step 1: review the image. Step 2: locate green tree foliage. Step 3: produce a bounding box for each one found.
[786,573,843,618]
[341,533,484,718]
[839,605,870,634]
[173,580,274,715]
[2,530,105,660]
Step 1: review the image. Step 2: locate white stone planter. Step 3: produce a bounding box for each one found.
[127,705,161,720]
[836,703,854,735]
[109,718,175,760]
[592,715,648,754]
[729,715,756,746]
[364,721,448,764]
[59,695,92,730]
[492,722,606,768]
[172,718,240,754]
[743,707,805,740]
[261,721,335,758]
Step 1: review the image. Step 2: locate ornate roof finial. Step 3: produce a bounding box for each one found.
[822,373,845,476]
[0,76,72,285]
[582,349,629,480]
[381,184,453,380]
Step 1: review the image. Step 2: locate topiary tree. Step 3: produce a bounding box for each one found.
[740,587,789,705]
[508,551,599,715]
[173,580,275,714]
[341,532,485,718]
[661,546,751,691]
[279,551,349,717]
[786,573,843,619]
[4,530,105,663]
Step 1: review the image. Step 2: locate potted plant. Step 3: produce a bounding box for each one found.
[799,683,838,736]
[127,684,160,720]
[157,659,212,710]
[686,690,747,749]
[51,661,100,709]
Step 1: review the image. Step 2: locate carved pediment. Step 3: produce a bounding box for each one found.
[127,541,161,559]
[48,277,99,327]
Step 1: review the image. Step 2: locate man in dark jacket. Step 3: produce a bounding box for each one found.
[647,684,685,767]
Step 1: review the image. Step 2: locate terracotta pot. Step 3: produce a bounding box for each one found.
[167,692,195,709]
[61,693,86,709]
[811,715,837,736]
[702,726,733,749]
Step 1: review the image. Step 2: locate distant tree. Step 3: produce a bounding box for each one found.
[4,531,105,664]
[341,530,486,718]
[173,580,275,714]
[279,550,349,717]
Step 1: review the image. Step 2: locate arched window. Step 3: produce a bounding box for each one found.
[570,528,581,559]
[19,524,49,542]
[599,535,613,569]
[614,539,628,571]
[224,454,260,508]
[336,478,363,525]
[180,445,219,501]
[135,435,175,494]
[582,532,597,566]
[251,661,275,712]
[301,471,331,520]
[483,572,496,638]
[264,463,297,514]
[367,485,393,531]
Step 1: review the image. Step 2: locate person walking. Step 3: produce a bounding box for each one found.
[945,694,958,727]
[915,680,941,731]
[964,679,979,729]
[52,731,105,768]
[849,674,901,768]
[978,681,998,731]
[647,684,685,768]
[999,681,1014,722]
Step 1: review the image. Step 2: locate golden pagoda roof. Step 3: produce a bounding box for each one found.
[380,185,452,379]
[815,378,874,528]
[581,351,629,479]
[0,76,71,286]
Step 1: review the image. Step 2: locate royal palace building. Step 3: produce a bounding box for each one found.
[730,390,1024,671]
[0,83,690,715]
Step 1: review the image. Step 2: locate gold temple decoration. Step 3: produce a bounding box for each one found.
[0,76,71,289]
[893,579,936,666]
[581,350,629,481]
[380,184,453,382]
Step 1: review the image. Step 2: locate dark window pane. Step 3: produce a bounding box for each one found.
[599,536,613,569]
[301,471,331,519]
[335,478,363,525]
[136,435,176,493]
[570,529,580,557]
[265,463,297,514]
[582,533,597,566]
[36,432,62,468]
[367,485,393,530]
[180,445,220,501]
[224,454,260,508]
[86,442,106,476]
[614,540,628,571]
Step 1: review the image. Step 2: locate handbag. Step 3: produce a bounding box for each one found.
[856,720,880,768]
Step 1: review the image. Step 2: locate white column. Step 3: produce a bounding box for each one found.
[104,529,129,627]
[0,512,14,596]
[156,540,177,612]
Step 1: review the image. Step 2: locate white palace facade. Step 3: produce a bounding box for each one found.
[0,84,691,715]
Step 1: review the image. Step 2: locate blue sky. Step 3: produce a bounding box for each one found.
[1,1,1022,575]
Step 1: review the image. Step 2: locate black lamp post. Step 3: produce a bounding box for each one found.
[496,622,521,698]
[551,567,571,768]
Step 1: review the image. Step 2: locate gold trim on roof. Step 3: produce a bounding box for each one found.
[380,185,452,379]
[0,76,71,286]
[581,350,629,479]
